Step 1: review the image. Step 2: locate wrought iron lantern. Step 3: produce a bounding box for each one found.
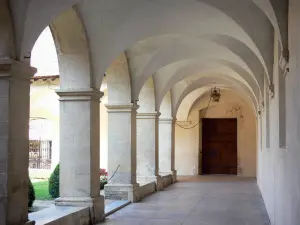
[211,87,221,102]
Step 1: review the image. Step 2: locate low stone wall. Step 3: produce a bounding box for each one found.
[29,205,101,225]
[136,182,156,199]
[161,174,173,188]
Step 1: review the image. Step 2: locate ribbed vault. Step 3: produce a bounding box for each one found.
[15,0,287,93]
[8,0,288,124]
[172,75,258,118]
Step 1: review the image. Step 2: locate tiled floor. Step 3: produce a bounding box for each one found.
[99,176,270,225]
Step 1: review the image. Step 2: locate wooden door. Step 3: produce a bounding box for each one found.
[202,119,237,175]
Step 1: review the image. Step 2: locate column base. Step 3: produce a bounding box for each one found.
[55,196,105,223]
[104,183,140,202]
[172,170,177,183]
[159,170,177,183]
[137,175,163,191]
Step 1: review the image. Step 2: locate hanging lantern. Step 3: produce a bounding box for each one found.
[211,87,221,102]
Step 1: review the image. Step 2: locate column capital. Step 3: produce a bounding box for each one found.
[56,88,104,101]
[105,103,139,113]
[0,59,37,80]
[279,50,289,77]
[137,112,161,119]
[159,117,175,124]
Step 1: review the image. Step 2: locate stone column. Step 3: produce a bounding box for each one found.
[55,89,104,223]
[159,117,177,182]
[104,104,139,202]
[0,60,36,225]
[171,119,177,182]
[136,112,163,190]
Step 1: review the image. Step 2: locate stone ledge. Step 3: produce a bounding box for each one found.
[104,184,140,202]
[56,89,104,101]
[55,196,104,223]
[159,117,174,124]
[137,175,164,191]
[136,112,161,119]
[29,205,92,225]
[105,103,139,112]
[161,174,173,188]
[0,59,37,81]
[136,182,156,199]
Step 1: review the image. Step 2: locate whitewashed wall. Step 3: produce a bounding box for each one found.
[175,90,257,177]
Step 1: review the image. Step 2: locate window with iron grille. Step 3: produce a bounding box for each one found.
[29,140,52,170]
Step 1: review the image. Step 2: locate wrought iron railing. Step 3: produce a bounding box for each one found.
[29,140,52,170]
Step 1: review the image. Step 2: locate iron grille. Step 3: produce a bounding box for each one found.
[29,140,52,170]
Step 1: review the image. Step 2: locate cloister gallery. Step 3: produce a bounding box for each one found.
[0,0,300,225]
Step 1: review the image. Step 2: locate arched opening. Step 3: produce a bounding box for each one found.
[175,88,257,177]
[30,27,59,184]
[1,1,295,225]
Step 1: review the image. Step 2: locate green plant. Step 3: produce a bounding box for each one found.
[100,180,107,190]
[49,164,60,198]
[33,180,53,200]
[28,177,36,208]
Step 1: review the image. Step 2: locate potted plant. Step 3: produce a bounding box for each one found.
[100,168,108,190]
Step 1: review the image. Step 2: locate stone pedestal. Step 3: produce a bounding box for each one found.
[55,89,104,223]
[104,104,140,202]
[104,184,140,202]
[171,170,177,183]
[136,112,163,190]
[0,60,36,225]
[137,175,163,191]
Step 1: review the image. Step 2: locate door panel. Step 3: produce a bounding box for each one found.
[202,119,237,175]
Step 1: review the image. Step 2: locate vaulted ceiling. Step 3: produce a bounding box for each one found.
[5,0,288,118]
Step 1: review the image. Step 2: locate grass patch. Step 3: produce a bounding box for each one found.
[32,180,53,200]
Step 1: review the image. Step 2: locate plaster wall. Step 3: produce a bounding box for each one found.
[29,81,109,173]
[175,90,257,177]
[30,82,60,171]
[256,30,290,225]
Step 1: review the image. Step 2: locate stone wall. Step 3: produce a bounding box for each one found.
[137,182,156,199]
[161,175,173,188]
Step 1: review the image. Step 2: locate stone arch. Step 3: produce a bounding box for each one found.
[74,0,277,88]
[171,71,257,104]
[49,7,92,88]
[106,52,132,104]
[16,0,284,89]
[251,0,287,52]
[155,60,261,109]
[176,88,211,121]
[172,76,258,118]
[199,0,274,77]
[0,1,15,59]
[159,91,172,118]
[129,36,266,100]
[137,76,156,113]
[188,88,256,120]
[18,0,84,61]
